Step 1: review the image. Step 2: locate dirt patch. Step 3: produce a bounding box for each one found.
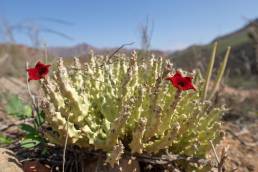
[212,122,258,172]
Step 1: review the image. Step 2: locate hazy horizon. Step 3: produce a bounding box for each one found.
[1,0,258,51]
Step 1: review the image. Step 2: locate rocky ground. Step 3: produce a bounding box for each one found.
[219,122,258,172]
[214,86,258,172]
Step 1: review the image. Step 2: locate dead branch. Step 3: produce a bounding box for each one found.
[0,118,34,132]
[96,42,135,68]
[209,140,229,172]
[62,114,71,172]
[26,62,38,114]
[225,129,247,146]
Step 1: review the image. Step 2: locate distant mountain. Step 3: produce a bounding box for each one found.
[170,19,257,81]
[48,43,97,58]
[48,43,169,58]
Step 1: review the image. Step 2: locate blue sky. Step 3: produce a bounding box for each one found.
[0,0,258,50]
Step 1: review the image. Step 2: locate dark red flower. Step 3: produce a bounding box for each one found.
[26,61,51,81]
[166,71,196,91]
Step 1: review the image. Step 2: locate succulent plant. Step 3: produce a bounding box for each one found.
[40,44,230,168]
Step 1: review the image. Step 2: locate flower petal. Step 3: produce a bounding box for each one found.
[166,71,196,91]
[27,61,51,81]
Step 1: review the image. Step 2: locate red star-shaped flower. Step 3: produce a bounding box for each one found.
[26,61,51,81]
[166,71,196,91]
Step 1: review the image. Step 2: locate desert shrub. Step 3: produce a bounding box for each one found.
[38,45,230,170]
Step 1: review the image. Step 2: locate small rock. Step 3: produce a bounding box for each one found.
[23,161,51,172]
[0,148,23,172]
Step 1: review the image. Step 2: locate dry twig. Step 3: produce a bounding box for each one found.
[26,62,38,114]
[0,118,34,132]
[209,140,228,172]
[62,114,71,172]
[95,42,135,68]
